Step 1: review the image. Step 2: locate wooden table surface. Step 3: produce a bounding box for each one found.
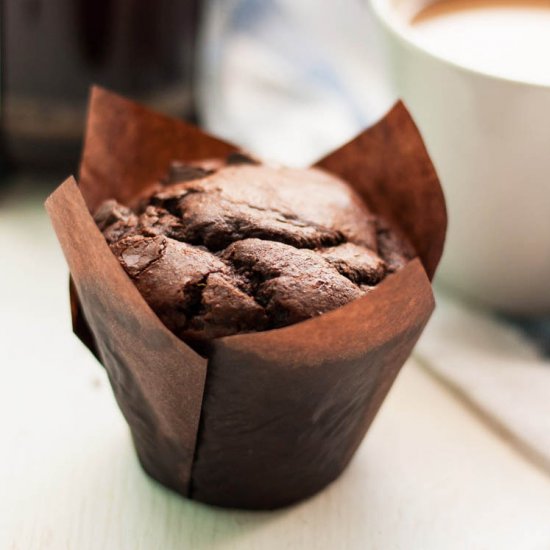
[2,184,550,549]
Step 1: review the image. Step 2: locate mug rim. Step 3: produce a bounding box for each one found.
[369,0,550,91]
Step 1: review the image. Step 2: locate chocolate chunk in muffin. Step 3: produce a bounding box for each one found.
[94,199,138,244]
[95,156,414,341]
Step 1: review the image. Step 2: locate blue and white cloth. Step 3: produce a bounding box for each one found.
[199,0,394,165]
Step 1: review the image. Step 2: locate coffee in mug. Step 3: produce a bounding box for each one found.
[410,0,550,85]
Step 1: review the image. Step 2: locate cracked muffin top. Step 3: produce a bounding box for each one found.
[94,154,414,342]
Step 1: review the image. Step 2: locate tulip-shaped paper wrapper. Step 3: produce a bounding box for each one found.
[46,88,446,510]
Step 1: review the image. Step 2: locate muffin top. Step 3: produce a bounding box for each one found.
[94,154,413,342]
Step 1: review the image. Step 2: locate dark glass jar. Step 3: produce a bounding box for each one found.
[1,0,201,172]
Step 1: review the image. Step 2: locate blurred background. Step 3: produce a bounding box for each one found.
[0,0,393,173]
[1,1,550,547]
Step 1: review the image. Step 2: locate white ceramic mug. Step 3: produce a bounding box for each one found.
[369,0,550,314]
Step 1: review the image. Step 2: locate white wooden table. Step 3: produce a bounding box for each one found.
[2,183,550,549]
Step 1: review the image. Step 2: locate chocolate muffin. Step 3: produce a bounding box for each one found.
[94,155,414,342]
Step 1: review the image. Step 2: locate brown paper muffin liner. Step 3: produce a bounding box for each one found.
[46,87,446,510]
